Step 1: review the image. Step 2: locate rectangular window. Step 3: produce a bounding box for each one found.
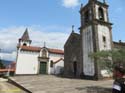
[103,36,106,42]
[50,60,53,67]
[102,36,106,48]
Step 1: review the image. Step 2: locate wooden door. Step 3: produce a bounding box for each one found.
[40,62,47,74]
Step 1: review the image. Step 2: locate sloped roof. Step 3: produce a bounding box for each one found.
[53,58,64,64]
[48,48,64,54]
[0,69,15,72]
[19,46,64,54]
[64,32,80,47]
[113,41,125,46]
[20,46,41,52]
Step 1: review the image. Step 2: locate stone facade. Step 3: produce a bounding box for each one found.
[64,32,83,77]
[64,0,113,80]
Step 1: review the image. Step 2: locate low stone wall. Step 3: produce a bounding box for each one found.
[8,78,32,93]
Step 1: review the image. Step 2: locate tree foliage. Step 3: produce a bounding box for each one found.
[0,59,5,69]
[89,49,125,72]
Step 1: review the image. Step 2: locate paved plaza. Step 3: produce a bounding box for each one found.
[9,75,113,93]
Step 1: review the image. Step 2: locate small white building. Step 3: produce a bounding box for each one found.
[15,29,64,75]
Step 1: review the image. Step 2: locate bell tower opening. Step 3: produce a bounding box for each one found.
[23,43,27,46]
[84,10,89,23]
[18,28,32,47]
[98,7,104,21]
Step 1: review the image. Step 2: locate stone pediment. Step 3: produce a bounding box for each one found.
[64,32,80,47]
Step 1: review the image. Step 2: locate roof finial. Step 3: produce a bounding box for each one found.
[44,42,46,47]
[81,3,83,9]
[25,28,28,31]
[72,25,74,33]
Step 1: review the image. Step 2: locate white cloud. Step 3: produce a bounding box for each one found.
[0,25,70,51]
[62,0,80,8]
[0,26,26,52]
[0,51,16,61]
[0,25,71,60]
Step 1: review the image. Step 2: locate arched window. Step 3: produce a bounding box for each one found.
[98,7,104,21]
[42,49,47,58]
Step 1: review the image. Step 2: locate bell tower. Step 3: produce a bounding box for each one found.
[80,0,112,79]
[18,28,32,46]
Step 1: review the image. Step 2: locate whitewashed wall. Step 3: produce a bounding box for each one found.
[15,50,39,74]
[98,25,111,51]
[49,60,64,75]
[54,60,64,75]
[82,26,95,76]
[16,48,64,75]
[49,53,64,74]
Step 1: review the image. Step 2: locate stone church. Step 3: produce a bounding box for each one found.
[64,0,113,80]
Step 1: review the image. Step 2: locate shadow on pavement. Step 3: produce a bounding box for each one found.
[76,86,112,93]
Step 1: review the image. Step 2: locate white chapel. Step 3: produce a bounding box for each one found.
[15,29,64,75]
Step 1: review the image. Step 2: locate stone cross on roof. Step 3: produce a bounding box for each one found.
[44,42,46,48]
[72,25,74,33]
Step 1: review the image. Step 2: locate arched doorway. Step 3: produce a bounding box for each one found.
[73,61,77,76]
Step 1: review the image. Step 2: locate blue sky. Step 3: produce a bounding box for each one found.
[0,0,80,28]
[0,0,124,30]
[0,0,125,60]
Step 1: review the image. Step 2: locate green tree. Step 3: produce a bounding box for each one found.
[0,59,5,69]
[89,49,125,73]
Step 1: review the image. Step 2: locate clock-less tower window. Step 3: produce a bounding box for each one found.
[98,7,104,21]
[84,10,89,23]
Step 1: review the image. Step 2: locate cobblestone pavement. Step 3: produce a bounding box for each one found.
[0,78,26,93]
[10,75,113,93]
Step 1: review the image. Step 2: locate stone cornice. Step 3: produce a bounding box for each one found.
[79,19,112,32]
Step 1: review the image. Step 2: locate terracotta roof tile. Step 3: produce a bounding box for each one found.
[53,58,64,64]
[20,46,41,52]
[19,46,64,54]
[48,48,64,54]
[0,69,15,72]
